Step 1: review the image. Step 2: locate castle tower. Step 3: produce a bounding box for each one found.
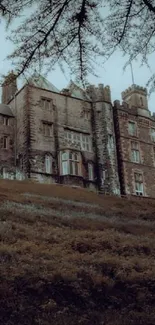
[87,84,120,194]
[2,71,17,104]
[122,84,148,110]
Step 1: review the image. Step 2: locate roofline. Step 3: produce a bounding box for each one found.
[8,83,92,104]
[7,83,112,105]
[31,84,92,102]
[114,105,154,122]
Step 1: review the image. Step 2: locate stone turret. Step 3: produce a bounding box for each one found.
[86,83,111,102]
[121,84,152,118]
[87,83,120,194]
[2,71,17,104]
[122,84,148,110]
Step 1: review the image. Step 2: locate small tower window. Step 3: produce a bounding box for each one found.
[3,117,9,126]
[140,97,143,106]
[3,136,8,149]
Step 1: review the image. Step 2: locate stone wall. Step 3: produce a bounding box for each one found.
[21,86,96,188]
[7,83,120,193]
[9,86,31,178]
[0,114,15,178]
[114,100,155,197]
[87,85,120,194]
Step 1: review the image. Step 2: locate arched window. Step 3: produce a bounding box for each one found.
[88,162,94,181]
[45,155,52,174]
[61,151,81,176]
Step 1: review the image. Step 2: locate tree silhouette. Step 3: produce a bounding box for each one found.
[0,0,155,88]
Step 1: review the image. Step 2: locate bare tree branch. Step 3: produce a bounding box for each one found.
[0,0,155,91]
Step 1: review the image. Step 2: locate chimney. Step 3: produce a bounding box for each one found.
[2,71,17,104]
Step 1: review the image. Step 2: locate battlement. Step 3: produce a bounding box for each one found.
[86,84,111,102]
[122,84,147,100]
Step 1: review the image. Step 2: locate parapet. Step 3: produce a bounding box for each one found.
[86,84,111,102]
[122,84,147,100]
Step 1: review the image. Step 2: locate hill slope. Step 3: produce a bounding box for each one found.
[0,180,155,325]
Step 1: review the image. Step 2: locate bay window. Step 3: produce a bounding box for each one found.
[64,130,92,152]
[61,151,81,176]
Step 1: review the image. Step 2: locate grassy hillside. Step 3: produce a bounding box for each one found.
[0,180,155,325]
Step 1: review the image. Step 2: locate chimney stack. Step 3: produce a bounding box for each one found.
[2,71,17,104]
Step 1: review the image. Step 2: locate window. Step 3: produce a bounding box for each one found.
[65,130,92,152]
[140,97,143,106]
[2,168,9,179]
[88,163,94,181]
[69,152,79,175]
[101,170,106,186]
[41,98,53,110]
[3,117,9,125]
[128,121,137,136]
[151,128,155,142]
[81,134,91,151]
[131,141,140,163]
[134,173,144,196]
[3,136,8,149]
[61,152,69,175]
[108,134,114,149]
[43,122,53,137]
[153,147,155,164]
[61,151,81,176]
[83,110,90,120]
[45,155,52,174]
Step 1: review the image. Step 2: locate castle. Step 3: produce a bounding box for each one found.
[1,71,155,198]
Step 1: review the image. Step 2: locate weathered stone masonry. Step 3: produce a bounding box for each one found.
[1,73,155,198]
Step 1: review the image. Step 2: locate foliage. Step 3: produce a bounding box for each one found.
[0,0,155,88]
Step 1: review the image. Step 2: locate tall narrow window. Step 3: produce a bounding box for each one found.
[153,147,155,165]
[69,152,80,176]
[2,168,9,179]
[3,117,9,125]
[128,121,137,136]
[3,136,8,149]
[81,134,91,152]
[88,163,94,181]
[140,97,143,106]
[45,155,52,174]
[131,141,140,163]
[101,170,106,186]
[134,173,144,196]
[43,122,53,137]
[151,128,155,142]
[61,152,69,175]
[83,111,90,120]
[108,134,114,149]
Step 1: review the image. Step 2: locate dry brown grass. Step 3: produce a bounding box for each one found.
[0,179,155,324]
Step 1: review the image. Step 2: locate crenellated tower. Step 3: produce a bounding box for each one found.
[121,84,152,118]
[87,84,120,194]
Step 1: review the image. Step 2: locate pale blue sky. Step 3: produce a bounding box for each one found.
[0,17,155,112]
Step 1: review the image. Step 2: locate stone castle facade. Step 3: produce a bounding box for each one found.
[1,71,155,197]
